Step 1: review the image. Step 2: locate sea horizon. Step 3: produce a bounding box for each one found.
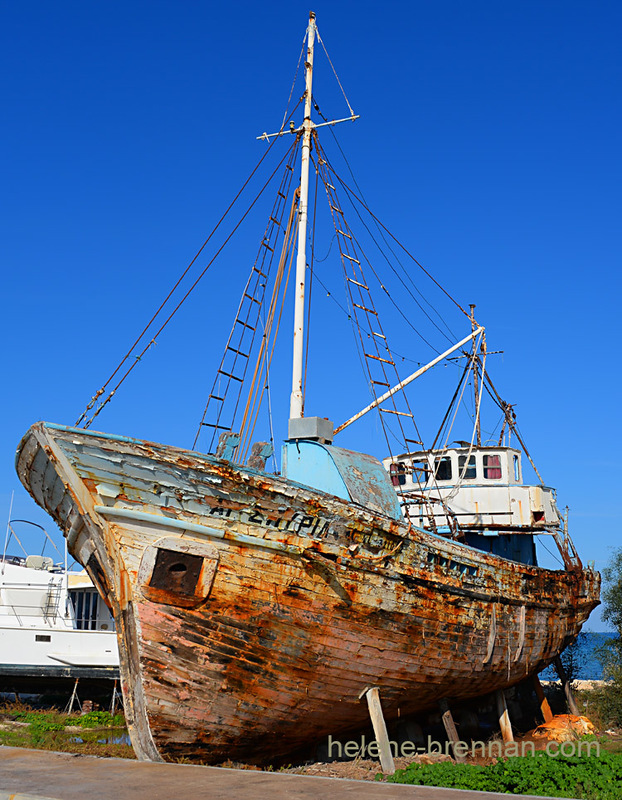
[540,631,617,681]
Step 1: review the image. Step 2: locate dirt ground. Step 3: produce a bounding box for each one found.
[3,704,622,782]
[225,717,622,781]
[282,754,451,781]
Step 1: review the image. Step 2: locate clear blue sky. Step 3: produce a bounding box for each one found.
[1,1,620,628]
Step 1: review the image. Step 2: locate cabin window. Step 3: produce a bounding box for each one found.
[434,457,452,481]
[411,460,429,485]
[483,454,502,480]
[458,454,476,479]
[389,462,406,486]
[513,454,520,482]
[70,589,99,631]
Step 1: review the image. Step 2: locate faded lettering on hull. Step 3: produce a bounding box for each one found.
[208,504,332,537]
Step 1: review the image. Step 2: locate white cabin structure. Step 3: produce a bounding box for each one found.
[0,554,119,676]
[384,446,561,566]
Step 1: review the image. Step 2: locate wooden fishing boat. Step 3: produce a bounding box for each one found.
[16,12,599,764]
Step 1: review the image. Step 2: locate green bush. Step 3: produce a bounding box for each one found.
[76,710,125,728]
[12,711,64,725]
[28,720,65,745]
[586,684,622,730]
[384,752,622,799]
[593,549,622,729]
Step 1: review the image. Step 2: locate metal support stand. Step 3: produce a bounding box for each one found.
[65,678,81,714]
[360,686,395,774]
[438,698,466,762]
[110,679,120,715]
[554,656,580,715]
[495,690,514,743]
[532,673,554,723]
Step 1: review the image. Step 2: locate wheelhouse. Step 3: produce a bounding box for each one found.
[383,446,561,566]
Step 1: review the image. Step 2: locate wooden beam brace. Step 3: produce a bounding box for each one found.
[495,689,514,743]
[438,698,467,762]
[532,673,554,723]
[360,686,395,775]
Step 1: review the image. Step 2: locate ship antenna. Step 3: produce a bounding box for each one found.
[290,11,317,420]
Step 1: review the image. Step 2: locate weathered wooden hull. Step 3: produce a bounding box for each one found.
[16,422,599,763]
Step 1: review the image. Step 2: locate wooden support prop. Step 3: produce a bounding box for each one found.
[554,656,580,716]
[532,673,554,723]
[438,698,467,762]
[65,678,81,715]
[110,679,120,715]
[495,690,514,743]
[360,687,395,775]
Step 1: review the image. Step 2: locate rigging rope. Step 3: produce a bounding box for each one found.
[76,98,303,429]
[315,140,435,477]
[81,138,300,430]
[301,265,425,368]
[192,139,300,450]
[430,360,472,451]
[325,168,471,319]
[442,334,485,450]
[315,29,356,118]
[315,145,440,520]
[316,132,459,347]
[481,370,545,485]
[442,333,487,503]
[280,39,307,133]
[302,155,320,409]
[239,231,296,463]
[325,200,444,355]
[237,189,299,459]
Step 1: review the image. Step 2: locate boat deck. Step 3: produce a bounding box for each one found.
[0,746,576,800]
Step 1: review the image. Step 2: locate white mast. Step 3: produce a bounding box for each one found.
[289,11,317,421]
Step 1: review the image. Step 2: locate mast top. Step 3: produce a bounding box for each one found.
[256,13,358,142]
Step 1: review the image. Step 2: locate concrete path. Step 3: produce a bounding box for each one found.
[0,746,578,800]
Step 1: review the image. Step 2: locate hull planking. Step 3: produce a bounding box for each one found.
[16,422,599,763]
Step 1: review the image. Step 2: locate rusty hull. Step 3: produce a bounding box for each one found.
[16,422,600,764]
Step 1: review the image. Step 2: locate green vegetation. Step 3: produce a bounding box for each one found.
[382,751,622,799]
[560,630,590,683]
[0,703,133,758]
[594,550,622,727]
[578,685,622,732]
[74,710,126,728]
[11,709,66,725]
[28,719,65,745]
[8,707,124,729]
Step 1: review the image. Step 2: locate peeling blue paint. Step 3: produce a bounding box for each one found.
[282,440,402,520]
